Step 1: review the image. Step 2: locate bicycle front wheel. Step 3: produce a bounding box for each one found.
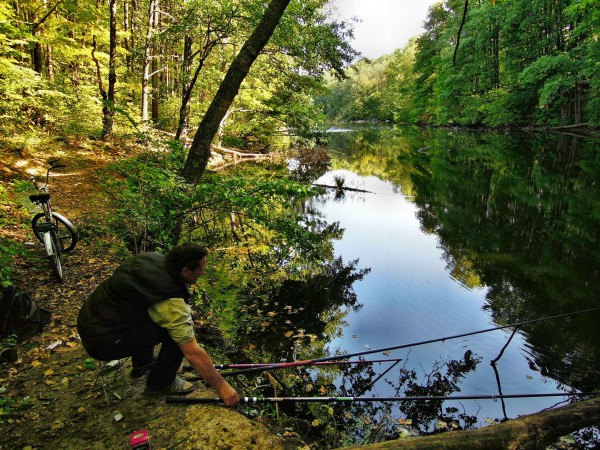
[32,211,77,252]
[42,230,63,282]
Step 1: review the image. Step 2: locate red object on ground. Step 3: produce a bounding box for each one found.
[129,429,150,449]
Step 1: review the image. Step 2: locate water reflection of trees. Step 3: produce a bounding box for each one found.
[314,127,600,445]
[406,131,600,394]
[222,128,600,446]
[231,257,370,360]
[390,351,481,432]
[330,126,600,393]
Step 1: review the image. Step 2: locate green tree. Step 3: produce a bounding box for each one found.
[181,0,292,184]
[323,0,599,127]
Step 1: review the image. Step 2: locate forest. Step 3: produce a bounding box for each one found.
[0,0,355,151]
[2,0,598,154]
[320,0,600,128]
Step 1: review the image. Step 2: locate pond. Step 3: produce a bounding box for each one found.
[233,124,600,445]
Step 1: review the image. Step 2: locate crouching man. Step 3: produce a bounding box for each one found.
[77,243,239,406]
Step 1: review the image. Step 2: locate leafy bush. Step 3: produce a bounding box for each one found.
[102,142,191,253]
[0,181,23,287]
[0,236,19,287]
[479,89,530,126]
[0,61,48,133]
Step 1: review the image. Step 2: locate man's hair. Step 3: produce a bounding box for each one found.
[165,243,208,275]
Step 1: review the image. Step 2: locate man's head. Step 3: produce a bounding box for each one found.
[165,243,208,284]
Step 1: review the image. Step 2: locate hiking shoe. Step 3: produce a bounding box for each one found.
[130,360,155,378]
[144,377,194,395]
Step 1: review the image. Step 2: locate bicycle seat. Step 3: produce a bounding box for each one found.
[29,193,51,203]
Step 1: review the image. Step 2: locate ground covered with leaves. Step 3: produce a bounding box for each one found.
[0,139,299,449]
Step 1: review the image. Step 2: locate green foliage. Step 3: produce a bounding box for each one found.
[102,142,191,252]
[478,89,529,126]
[321,0,599,127]
[319,46,417,122]
[211,0,357,148]
[0,181,24,287]
[0,62,48,132]
[0,0,359,148]
[186,166,324,263]
[0,236,19,288]
[104,141,330,283]
[0,393,33,424]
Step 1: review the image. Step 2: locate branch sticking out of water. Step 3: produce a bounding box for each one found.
[312,183,374,194]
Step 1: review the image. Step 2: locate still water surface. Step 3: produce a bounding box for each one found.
[306,125,600,429]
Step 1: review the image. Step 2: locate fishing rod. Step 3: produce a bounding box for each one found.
[221,306,600,377]
[166,392,600,405]
[212,358,402,371]
[183,358,402,381]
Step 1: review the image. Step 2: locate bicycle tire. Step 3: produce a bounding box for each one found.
[48,230,63,282]
[32,211,77,253]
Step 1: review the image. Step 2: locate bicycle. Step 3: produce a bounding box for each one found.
[28,159,78,282]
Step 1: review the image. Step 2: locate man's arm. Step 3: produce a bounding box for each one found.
[178,337,240,407]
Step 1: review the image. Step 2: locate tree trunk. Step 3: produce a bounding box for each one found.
[128,0,137,73]
[92,35,107,124]
[141,0,157,123]
[151,0,159,123]
[175,35,193,141]
[102,0,117,138]
[174,38,216,142]
[360,396,600,450]
[123,0,130,68]
[32,34,44,74]
[45,44,54,80]
[180,0,292,185]
[30,0,63,74]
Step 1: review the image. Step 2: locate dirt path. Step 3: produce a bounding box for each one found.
[0,140,293,449]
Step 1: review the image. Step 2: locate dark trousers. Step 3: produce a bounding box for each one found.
[82,320,183,390]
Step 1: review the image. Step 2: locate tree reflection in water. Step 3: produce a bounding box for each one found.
[228,255,486,446]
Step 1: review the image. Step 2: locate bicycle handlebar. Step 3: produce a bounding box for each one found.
[30,160,67,191]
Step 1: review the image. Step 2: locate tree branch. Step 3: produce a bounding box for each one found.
[32,0,63,32]
[453,0,469,66]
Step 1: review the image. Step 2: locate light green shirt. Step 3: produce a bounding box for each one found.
[147,298,195,344]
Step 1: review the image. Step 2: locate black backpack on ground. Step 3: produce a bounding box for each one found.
[0,286,52,342]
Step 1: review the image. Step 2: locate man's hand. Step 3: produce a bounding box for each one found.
[217,382,240,407]
[179,337,240,407]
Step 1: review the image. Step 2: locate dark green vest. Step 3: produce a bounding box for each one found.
[77,252,190,345]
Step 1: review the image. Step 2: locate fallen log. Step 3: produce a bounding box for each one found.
[358,396,600,450]
[547,122,590,130]
[312,183,374,194]
[211,145,270,160]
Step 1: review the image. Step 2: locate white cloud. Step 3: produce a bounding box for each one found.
[329,0,440,59]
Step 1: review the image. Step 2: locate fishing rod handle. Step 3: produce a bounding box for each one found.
[165,396,273,404]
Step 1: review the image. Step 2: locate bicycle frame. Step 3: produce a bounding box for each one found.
[28,160,76,282]
[29,165,59,233]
